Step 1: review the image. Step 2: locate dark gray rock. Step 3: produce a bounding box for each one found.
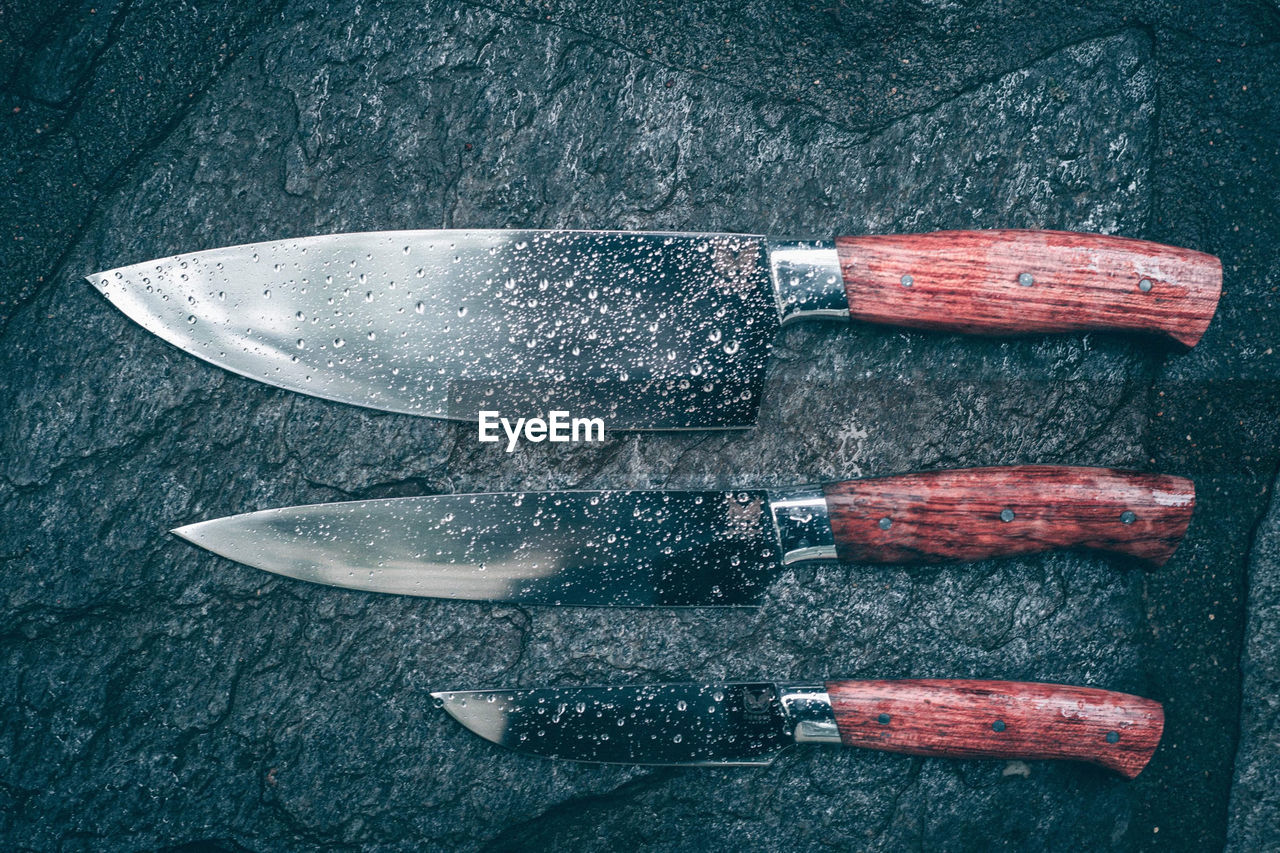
[1142,24,1280,851]
[0,0,281,329]
[1229,474,1280,851]
[1,1,1276,850]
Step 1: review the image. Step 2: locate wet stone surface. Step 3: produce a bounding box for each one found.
[1228,480,1280,851]
[1,1,1277,850]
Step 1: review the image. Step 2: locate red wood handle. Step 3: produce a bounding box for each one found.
[823,466,1194,567]
[825,679,1163,778]
[836,230,1221,346]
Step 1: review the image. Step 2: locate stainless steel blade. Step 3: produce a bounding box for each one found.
[431,683,797,766]
[172,490,794,606]
[89,230,801,429]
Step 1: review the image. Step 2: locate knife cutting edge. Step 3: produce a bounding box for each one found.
[89,229,1221,429]
[172,466,1195,607]
[430,678,1164,778]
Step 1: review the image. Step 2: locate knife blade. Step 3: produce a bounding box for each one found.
[172,466,1195,606]
[430,678,1164,778]
[89,229,1221,429]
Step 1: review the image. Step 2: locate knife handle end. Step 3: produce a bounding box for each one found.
[836,230,1221,347]
[823,466,1194,568]
[825,679,1164,778]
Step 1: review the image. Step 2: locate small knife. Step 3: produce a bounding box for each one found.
[89,229,1221,429]
[431,679,1164,778]
[173,466,1195,606]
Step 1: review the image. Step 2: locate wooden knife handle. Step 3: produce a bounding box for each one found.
[835,230,1221,346]
[825,679,1163,778]
[822,466,1194,567]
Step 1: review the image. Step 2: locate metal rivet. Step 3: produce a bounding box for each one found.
[878,713,891,725]
[992,720,1006,732]
[1120,510,1137,525]
[1139,278,1153,292]
[878,517,892,530]
[1106,731,1120,744]
[900,274,914,287]
[1000,508,1015,522]
[1018,273,1034,287]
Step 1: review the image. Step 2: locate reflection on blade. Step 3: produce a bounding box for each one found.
[172,490,783,606]
[89,230,778,428]
[432,683,793,766]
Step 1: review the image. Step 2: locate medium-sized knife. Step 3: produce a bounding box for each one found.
[431,678,1164,778]
[173,466,1195,607]
[89,229,1221,429]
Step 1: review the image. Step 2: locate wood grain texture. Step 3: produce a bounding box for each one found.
[825,679,1164,779]
[823,465,1194,567]
[836,229,1221,346]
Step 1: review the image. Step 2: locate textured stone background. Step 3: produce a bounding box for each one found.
[1,1,1277,850]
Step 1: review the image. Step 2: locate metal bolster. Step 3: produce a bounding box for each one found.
[767,485,837,564]
[777,684,842,745]
[767,239,848,326]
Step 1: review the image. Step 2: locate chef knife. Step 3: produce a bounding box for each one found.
[173,465,1195,607]
[89,229,1221,429]
[431,678,1164,778]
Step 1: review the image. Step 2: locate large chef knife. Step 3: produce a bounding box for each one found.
[173,466,1195,606]
[89,229,1221,429]
[431,678,1164,778]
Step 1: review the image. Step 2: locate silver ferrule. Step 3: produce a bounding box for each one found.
[767,239,848,326]
[767,485,837,564]
[777,684,841,744]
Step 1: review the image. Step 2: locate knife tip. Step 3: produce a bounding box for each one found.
[170,522,202,543]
